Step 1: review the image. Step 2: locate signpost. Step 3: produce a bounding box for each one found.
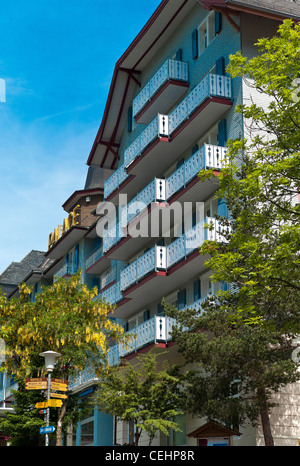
[26,352,65,446]
[40,426,55,435]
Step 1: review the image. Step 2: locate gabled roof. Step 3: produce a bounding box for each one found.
[199,0,300,21]
[188,420,241,438]
[87,0,299,171]
[86,0,196,169]
[0,250,46,286]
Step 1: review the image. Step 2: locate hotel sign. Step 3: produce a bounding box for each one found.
[48,205,80,250]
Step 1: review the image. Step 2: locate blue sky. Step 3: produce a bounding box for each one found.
[0,0,162,273]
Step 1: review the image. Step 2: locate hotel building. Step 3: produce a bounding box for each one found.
[1,0,300,446]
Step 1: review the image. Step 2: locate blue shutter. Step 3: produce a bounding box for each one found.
[176,48,182,61]
[94,237,101,248]
[193,279,201,301]
[192,210,197,227]
[177,289,186,310]
[177,158,184,169]
[192,144,199,154]
[217,197,228,218]
[123,322,129,332]
[74,244,79,272]
[221,280,229,291]
[92,276,100,293]
[216,56,225,76]
[215,12,222,35]
[192,29,198,59]
[128,106,133,132]
[218,119,227,147]
[143,310,150,321]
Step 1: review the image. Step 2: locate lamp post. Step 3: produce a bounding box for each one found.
[39,351,61,446]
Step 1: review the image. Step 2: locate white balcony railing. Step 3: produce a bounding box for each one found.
[120,218,230,291]
[165,143,226,199]
[123,178,166,226]
[132,59,189,118]
[118,315,176,357]
[68,315,177,389]
[124,114,169,168]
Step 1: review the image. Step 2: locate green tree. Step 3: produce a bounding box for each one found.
[93,349,183,446]
[164,298,299,447]
[0,272,125,446]
[0,378,46,446]
[199,19,300,326]
[165,19,300,446]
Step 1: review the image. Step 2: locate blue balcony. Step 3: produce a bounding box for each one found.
[68,298,206,392]
[103,143,227,262]
[119,217,228,292]
[103,73,231,202]
[133,58,189,124]
[125,73,231,170]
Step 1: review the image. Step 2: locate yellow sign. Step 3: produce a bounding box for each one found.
[48,205,80,250]
[48,399,63,408]
[35,402,48,409]
[26,378,48,390]
[51,382,68,391]
[51,392,68,399]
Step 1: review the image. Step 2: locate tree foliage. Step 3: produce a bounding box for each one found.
[93,349,183,446]
[0,272,125,446]
[165,19,300,446]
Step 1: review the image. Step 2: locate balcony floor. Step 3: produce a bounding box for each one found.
[135,80,189,125]
[111,250,209,320]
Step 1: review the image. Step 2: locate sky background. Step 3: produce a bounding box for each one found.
[0,0,162,273]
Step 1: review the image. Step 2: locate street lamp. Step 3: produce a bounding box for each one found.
[39,351,61,446]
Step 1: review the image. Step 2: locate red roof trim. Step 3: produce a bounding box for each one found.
[87,0,190,167]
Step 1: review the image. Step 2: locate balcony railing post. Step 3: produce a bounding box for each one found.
[155,315,166,342]
[155,178,166,202]
[155,245,167,270]
[158,114,169,138]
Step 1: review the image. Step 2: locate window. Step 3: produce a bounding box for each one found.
[80,420,94,446]
[198,12,216,55]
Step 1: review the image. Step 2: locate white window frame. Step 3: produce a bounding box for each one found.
[198,11,216,55]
